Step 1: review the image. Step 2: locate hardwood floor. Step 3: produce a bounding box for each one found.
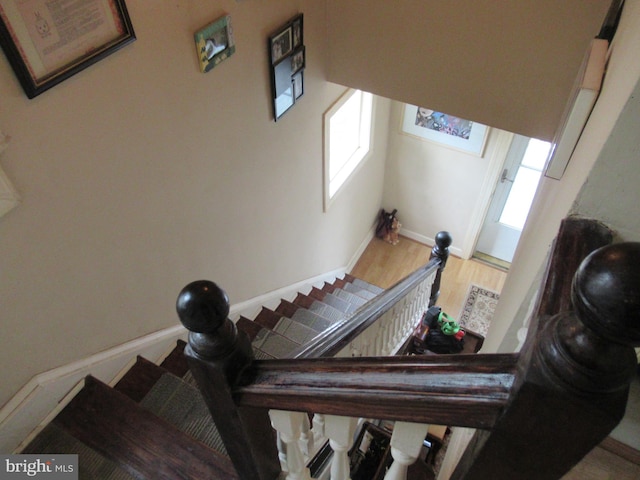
[349,235,640,480]
[350,235,507,319]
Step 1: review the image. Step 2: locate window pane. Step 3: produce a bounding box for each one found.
[521,138,552,170]
[329,91,362,180]
[499,167,542,230]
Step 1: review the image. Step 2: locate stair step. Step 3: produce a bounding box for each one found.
[139,371,227,455]
[53,376,238,480]
[290,308,334,332]
[343,282,378,300]
[350,276,385,295]
[307,300,346,322]
[114,356,167,403]
[159,338,190,376]
[271,315,320,344]
[254,307,283,330]
[23,423,136,480]
[251,325,302,359]
[334,288,370,307]
[321,292,356,314]
[275,299,300,318]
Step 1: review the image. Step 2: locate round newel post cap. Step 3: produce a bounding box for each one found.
[435,231,453,250]
[573,242,640,347]
[176,280,230,334]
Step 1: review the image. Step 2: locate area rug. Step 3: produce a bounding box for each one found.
[457,284,500,336]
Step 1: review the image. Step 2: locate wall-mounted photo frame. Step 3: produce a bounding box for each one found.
[268,13,304,121]
[269,24,292,64]
[291,14,303,49]
[0,0,135,99]
[401,104,489,156]
[291,46,305,74]
[194,15,235,73]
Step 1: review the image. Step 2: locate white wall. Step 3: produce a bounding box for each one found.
[382,101,512,257]
[0,0,389,408]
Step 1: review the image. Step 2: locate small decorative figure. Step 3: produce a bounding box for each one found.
[375,209,401,245]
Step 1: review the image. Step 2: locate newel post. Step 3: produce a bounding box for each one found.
[452,243,640,480]
[176,280,280,480]
[429,231,452,307]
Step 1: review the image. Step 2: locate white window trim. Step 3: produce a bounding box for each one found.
[323,89,374,212]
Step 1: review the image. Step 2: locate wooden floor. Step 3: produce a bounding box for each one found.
[350,235,507,319]
[350,235,640,480]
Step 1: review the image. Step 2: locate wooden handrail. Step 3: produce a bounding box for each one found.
[290,230,452,359]
[234,354,518,429]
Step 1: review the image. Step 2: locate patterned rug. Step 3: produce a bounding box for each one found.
[458,284,500,336]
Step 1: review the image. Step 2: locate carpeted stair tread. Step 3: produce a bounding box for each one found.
[290,308,334,332]
[22,423,136,480]
[350,276,385,294]
[306,300,346,322]
[114,356,168,403]
[343,282,378,300]
[251,325,302,358]
[321,292,355,314]
[334,288,370,307]
[322,281,340,294]
[53,376,238,480]
[139,372,227,455]
[270,315,320,344]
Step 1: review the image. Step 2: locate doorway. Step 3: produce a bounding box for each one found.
[475,134,551,266]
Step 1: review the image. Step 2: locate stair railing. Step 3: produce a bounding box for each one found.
[177,222,640,480]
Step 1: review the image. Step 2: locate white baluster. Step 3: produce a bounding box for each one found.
[325,415,358,480]
[270,410,311,480]
[383,422,430,480]
[300,413,314,458]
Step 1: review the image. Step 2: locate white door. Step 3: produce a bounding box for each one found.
[475,135,551,264]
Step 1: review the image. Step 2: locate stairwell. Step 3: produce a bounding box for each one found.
[20,274,385,479]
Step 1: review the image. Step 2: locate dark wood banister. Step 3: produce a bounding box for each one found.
[289,230,452,359]
[235,354,518,429]
[176,220,640,479]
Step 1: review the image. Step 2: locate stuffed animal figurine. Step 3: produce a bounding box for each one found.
[375,209,401,245]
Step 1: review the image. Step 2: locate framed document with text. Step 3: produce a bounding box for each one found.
[0,0,135,98]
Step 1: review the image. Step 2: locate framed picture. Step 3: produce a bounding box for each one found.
[292,70,303,100]
[290,46,305,74]
[291,14,303,49]
[269,24,292,64]
[401,104,489,156]
[0,0,135,98]
[194,15,235,73]
[268,13,304,121]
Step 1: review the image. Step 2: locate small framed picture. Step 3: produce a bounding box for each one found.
[194,15,235,73]
[293,71,304,100]
[269,25,292,64]
[291,14,303,49]
[291,47,305,74]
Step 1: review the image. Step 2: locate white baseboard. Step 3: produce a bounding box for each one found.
[400,228,463,258]
[0,260,365,453]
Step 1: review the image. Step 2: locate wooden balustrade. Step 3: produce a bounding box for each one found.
[176,221,639,480]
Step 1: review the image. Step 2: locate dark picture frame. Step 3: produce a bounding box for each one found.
[0,0,136,98]
[268,13,304,121]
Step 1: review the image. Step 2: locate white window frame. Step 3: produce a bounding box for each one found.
[323,89,373,211]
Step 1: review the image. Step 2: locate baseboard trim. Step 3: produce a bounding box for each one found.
[601,436,640,465]
[400,228,463,258]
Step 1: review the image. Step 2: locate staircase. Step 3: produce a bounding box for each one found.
[20,274,388,479]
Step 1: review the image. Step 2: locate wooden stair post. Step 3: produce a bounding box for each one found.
[452,241,640,480]
[176,280,281,480]
[429,230,452,307]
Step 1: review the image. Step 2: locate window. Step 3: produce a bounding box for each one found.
[323,89,373,210]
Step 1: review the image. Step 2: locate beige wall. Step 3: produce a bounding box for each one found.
[326,0,610,141]
[0,1,389,408]
[382,101,512,257]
